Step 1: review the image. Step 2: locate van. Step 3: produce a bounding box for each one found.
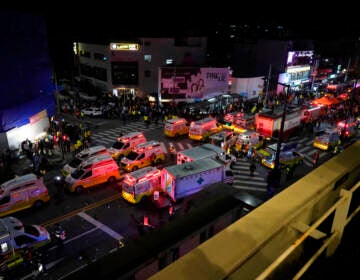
[235,131,264,153]
[108,132,147,160]
[122,166,162,204]
[209,130,237,150]
[188,117,222,141]
[62,145,110,176]
[65,154,121,193]
[164,118,189,137]
[0,174,50,217]
[313,128,340,151]
[120,140,166,172]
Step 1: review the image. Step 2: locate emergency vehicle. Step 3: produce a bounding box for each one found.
[313,128,340,151]
[222,112,244,130]
[0,174,50,217]
[260,143,304,169]
[233,114,255,133]
[108,132,147,160]
[164,117,189,137]
[62,145,110,176]
[300,104,326,124]
[209,130,237,150]
[337,119,357,139]
[65,154,121,193]
[121,166,161,204]
[255,107,302,140]
[177,143,236,168]
[188,117,222,141]
[0,216,51,273]
[234,131,264,154]
[120,140,166,172]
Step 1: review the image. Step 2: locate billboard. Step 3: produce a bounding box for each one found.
[159,67,229,100]
[286,50,314,67]
[230,76,264,100]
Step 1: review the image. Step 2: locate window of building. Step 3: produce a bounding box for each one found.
[111,62,138,85]
[93,66,107,81]
[144,41,151,46]
[80,64,93,77]
[94,52,107,61]
[79,50,91,58]
[144,70,151,78]
[144,54,151,62]
[166,59,174,65]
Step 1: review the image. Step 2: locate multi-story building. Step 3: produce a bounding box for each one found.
[74,37,207,101]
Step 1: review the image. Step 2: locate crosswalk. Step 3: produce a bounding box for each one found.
[91,121,158,147]
[91,121,329,193]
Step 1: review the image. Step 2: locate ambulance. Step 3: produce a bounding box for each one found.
[121,166,161,204]
[0,173,50,217]
[164,117,189,137]
[188,117,222,141]
[234,131,264,153]
[120,140,166,172]
[337,119,357,139]
[209,130,237,150]
[108,132,147,160]
[65,154,121,193]
[313,127,340,151]
[62,145,110,176]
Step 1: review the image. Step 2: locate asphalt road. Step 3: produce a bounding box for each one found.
[4,113,358,279]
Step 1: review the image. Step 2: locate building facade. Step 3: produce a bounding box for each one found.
[75,37,207,102]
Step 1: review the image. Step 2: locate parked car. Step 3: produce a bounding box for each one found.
[81,107,103,117]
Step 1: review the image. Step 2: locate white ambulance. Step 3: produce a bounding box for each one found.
[188,117,222,141]
[120,140,166,172]
[108,132,147,160]
[121,166,162,204]
[65,154,121,193]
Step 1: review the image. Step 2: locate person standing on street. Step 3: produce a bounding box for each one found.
[313,151,319,168]
[249,162,256,177]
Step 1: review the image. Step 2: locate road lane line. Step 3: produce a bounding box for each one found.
[77,212,123,240]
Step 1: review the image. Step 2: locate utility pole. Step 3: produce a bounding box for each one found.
[344,57,351,83]
[265,64,272,108]
[272,83,290,187]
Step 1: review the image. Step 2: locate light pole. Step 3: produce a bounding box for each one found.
[272,83,290,185]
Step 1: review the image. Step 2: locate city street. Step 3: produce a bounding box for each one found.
[4,113,358,279]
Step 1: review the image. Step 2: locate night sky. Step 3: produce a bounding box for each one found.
[2,2,359,78]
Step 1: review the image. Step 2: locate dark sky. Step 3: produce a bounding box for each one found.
[6,2,359,40]
[2,3,359,77]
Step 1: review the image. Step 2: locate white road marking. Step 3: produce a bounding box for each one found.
[77,212,123,240]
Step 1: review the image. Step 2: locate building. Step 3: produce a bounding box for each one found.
[0,11,56,152]
[74,37,207,102]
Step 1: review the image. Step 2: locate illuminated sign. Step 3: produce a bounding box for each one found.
[110,43,140,51]
[287,50,314,67]
[286,66,311,73]
[29,110,47,124]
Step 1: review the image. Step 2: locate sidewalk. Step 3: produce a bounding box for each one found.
[10,146,72,177]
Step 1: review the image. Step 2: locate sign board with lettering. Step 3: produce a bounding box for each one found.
[159,67,229,100]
